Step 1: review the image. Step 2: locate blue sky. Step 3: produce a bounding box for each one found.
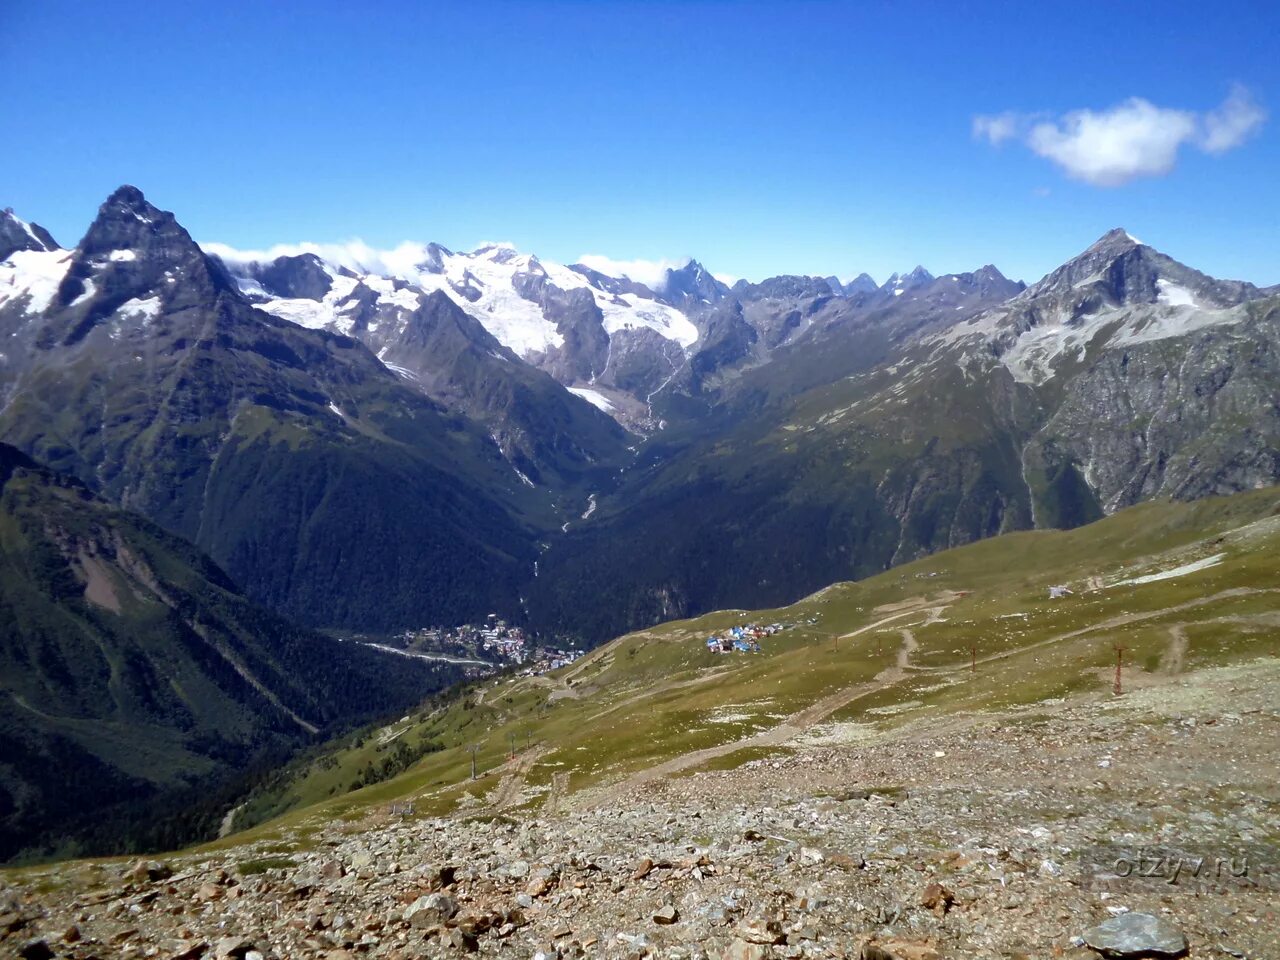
[2,0,1276,285]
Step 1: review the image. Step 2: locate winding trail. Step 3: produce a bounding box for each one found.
[584,666,735,724]
[359,642,490,668]
[544,771,568,816]
[895,629,919,672]
[907,587,1273,675]
[1164,625,1189,675]
[577,589,1279,806]
[585,625,927,803]
[482,745,552,813]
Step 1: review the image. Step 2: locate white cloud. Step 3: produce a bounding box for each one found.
[574,254,691,292]
[1027,98,1196,186]
[1200,84,1266,153]
[972,111,1019,145]
[201,239,434,278]
[976,86,1266,187]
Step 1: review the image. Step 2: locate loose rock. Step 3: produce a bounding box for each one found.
[1081,913,1189,958]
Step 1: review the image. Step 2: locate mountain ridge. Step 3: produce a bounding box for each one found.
[2,188,1276,647]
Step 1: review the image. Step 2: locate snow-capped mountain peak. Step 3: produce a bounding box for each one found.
[206,239,702,370]
[934,231,1270,386]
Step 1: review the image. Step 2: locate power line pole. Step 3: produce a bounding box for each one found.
[466,743,480,780]
[1113,644,1125,696]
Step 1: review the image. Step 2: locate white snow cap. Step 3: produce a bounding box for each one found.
[204,239,700,356]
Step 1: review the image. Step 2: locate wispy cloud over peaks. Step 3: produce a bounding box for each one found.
[575,254,692,292]
[974,86,1266,186]
[202,239,435,278]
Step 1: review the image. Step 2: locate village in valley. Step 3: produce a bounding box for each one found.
[396,614,584,675]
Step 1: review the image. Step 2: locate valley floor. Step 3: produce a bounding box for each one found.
[3,656,1278,960]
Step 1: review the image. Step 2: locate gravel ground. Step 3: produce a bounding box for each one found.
[3,660,1278,960]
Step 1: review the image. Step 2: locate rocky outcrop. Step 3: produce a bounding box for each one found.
[1024,299,1280,521]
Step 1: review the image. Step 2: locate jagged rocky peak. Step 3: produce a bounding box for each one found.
[1023,228,1258,310]
[843,272,879,295]
[733,274,837,301]
[415,242,453,275]
[820,273,878,297]
[77,186,233,287]
[567,262,657,299]
[49,186,240,323]
[79,185,180,255]
[471,241,525,265]
[881,265,934,294]
[244,253,335,301]
[942,264,1024,299]
[0,208,60,261]
[660,259,729,306]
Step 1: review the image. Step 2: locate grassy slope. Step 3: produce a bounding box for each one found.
[200,485,1279,857]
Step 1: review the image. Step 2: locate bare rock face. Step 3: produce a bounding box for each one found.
[0,209,58,261]
[1026,303,1280,521]
[919,881,954,916]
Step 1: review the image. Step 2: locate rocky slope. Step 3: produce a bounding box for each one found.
[0,209,58,261]
[207,246,634,478]
[8,665,1275,959]
[948,230,1280,520]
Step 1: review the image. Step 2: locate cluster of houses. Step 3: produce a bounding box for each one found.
[520,647,584,675]
[393,614,583,676]
[705,622,790,655]
[395,614,531,663]
[477,615,529,660]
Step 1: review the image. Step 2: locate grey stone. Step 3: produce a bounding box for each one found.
[1082,913,1189,958]
[405,892,459,927]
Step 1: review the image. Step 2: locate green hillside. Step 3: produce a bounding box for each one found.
[211,483,1280,848]
[0,444,459,864]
